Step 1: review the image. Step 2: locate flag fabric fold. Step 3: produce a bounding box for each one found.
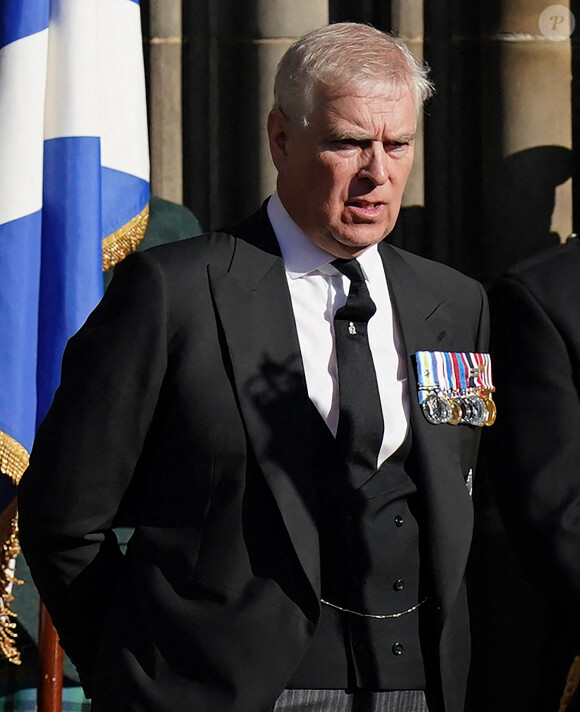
[0,0,150,663]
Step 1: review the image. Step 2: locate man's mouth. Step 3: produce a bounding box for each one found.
[346,200,384,208]
[344,200,386,217]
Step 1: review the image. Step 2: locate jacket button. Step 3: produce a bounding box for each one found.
[394,515,404,527]
[393,578,405,591]
[392,642,404,656]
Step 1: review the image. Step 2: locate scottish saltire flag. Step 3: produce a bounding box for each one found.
[0,0,149,662]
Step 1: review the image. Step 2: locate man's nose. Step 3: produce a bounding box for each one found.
[359,144,389,185]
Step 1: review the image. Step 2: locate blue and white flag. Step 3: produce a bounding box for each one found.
[0,0,150,661]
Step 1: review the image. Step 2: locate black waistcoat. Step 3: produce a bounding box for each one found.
[288,433,427,691]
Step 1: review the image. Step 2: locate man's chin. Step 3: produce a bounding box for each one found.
[333,226,391,251]
[325,238,384,259]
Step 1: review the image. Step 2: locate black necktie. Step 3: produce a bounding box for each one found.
[332,258,384,484]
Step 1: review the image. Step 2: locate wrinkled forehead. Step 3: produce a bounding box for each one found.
[308,79,417,118]
[306,81,418,126]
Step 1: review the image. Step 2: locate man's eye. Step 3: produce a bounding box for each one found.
[332,139,368,150]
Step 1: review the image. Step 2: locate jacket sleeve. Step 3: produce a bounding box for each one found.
[18,250,169,690]
[487,275,580,609]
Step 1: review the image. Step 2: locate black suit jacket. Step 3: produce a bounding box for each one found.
[481,238,580,711]
[18,207,489,712]
[488,238,580,602]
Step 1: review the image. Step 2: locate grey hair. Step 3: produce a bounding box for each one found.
[273,22,434,127]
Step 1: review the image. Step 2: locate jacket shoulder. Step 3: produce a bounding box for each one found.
[138,230,236,273]
[501,239,580,294]
[491,240,580,340]
[386,244,485,299]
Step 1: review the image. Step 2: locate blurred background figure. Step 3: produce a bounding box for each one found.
[472,234,580,712]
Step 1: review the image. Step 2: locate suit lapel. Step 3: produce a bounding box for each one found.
[380,243,473,619]
[209,210,327,607]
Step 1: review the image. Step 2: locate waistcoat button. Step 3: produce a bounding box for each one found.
[392,642,404,656]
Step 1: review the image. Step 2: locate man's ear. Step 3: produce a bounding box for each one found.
[267,109,291,172]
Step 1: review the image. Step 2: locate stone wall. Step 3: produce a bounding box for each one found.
[143,0,575,281]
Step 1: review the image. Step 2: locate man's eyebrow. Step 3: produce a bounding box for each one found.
[325,128,417,143]
[387,131,416,144]
[325,127,372,142]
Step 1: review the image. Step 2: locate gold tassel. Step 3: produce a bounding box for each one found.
[102,204,150,271]
[0,497,22,665]
[560,655,580,712]
[0,432,29,665]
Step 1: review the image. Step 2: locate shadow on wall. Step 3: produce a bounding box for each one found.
[392,145,573,286]
[483,145,574,283]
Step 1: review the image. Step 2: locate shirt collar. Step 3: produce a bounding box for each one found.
[354,241,382,284]
[267,192,380,281]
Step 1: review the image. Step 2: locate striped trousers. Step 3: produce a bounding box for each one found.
[272,689,429,712]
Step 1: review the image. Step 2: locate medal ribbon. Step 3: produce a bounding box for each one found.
[415,351,437,403]
[442,352,456,393]
[416,351,495,404]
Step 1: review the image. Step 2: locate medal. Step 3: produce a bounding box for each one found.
[422,393,453,424]
[415,351,496,427]
[483,389,497,426]
[460,395,487,426]
[448,398,462,425]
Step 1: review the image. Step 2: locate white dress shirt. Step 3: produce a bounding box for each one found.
[267,192,410,466]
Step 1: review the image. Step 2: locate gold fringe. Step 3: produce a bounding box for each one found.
[102,204,150,271]
[560,656,580,712]
[0,501,22,665]
[0,433,28,665]
[0,431,29,485]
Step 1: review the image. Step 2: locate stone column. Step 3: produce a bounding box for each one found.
[212,0,328,227]
[422,2,482,275]
[386,0,429,257]
[328,0,390,26]
[481,0,573,280]
[182,0,211,228]
[148,0,183,203]
[392,0,425,209]
[183,0,327,229]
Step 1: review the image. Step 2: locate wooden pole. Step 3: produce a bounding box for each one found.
[38,603,63,712]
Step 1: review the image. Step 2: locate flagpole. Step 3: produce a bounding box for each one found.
[38,603,63,712]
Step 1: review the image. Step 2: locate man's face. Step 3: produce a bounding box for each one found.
[268,84,417,258]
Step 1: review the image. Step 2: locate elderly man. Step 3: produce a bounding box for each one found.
[19,23,490,712]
